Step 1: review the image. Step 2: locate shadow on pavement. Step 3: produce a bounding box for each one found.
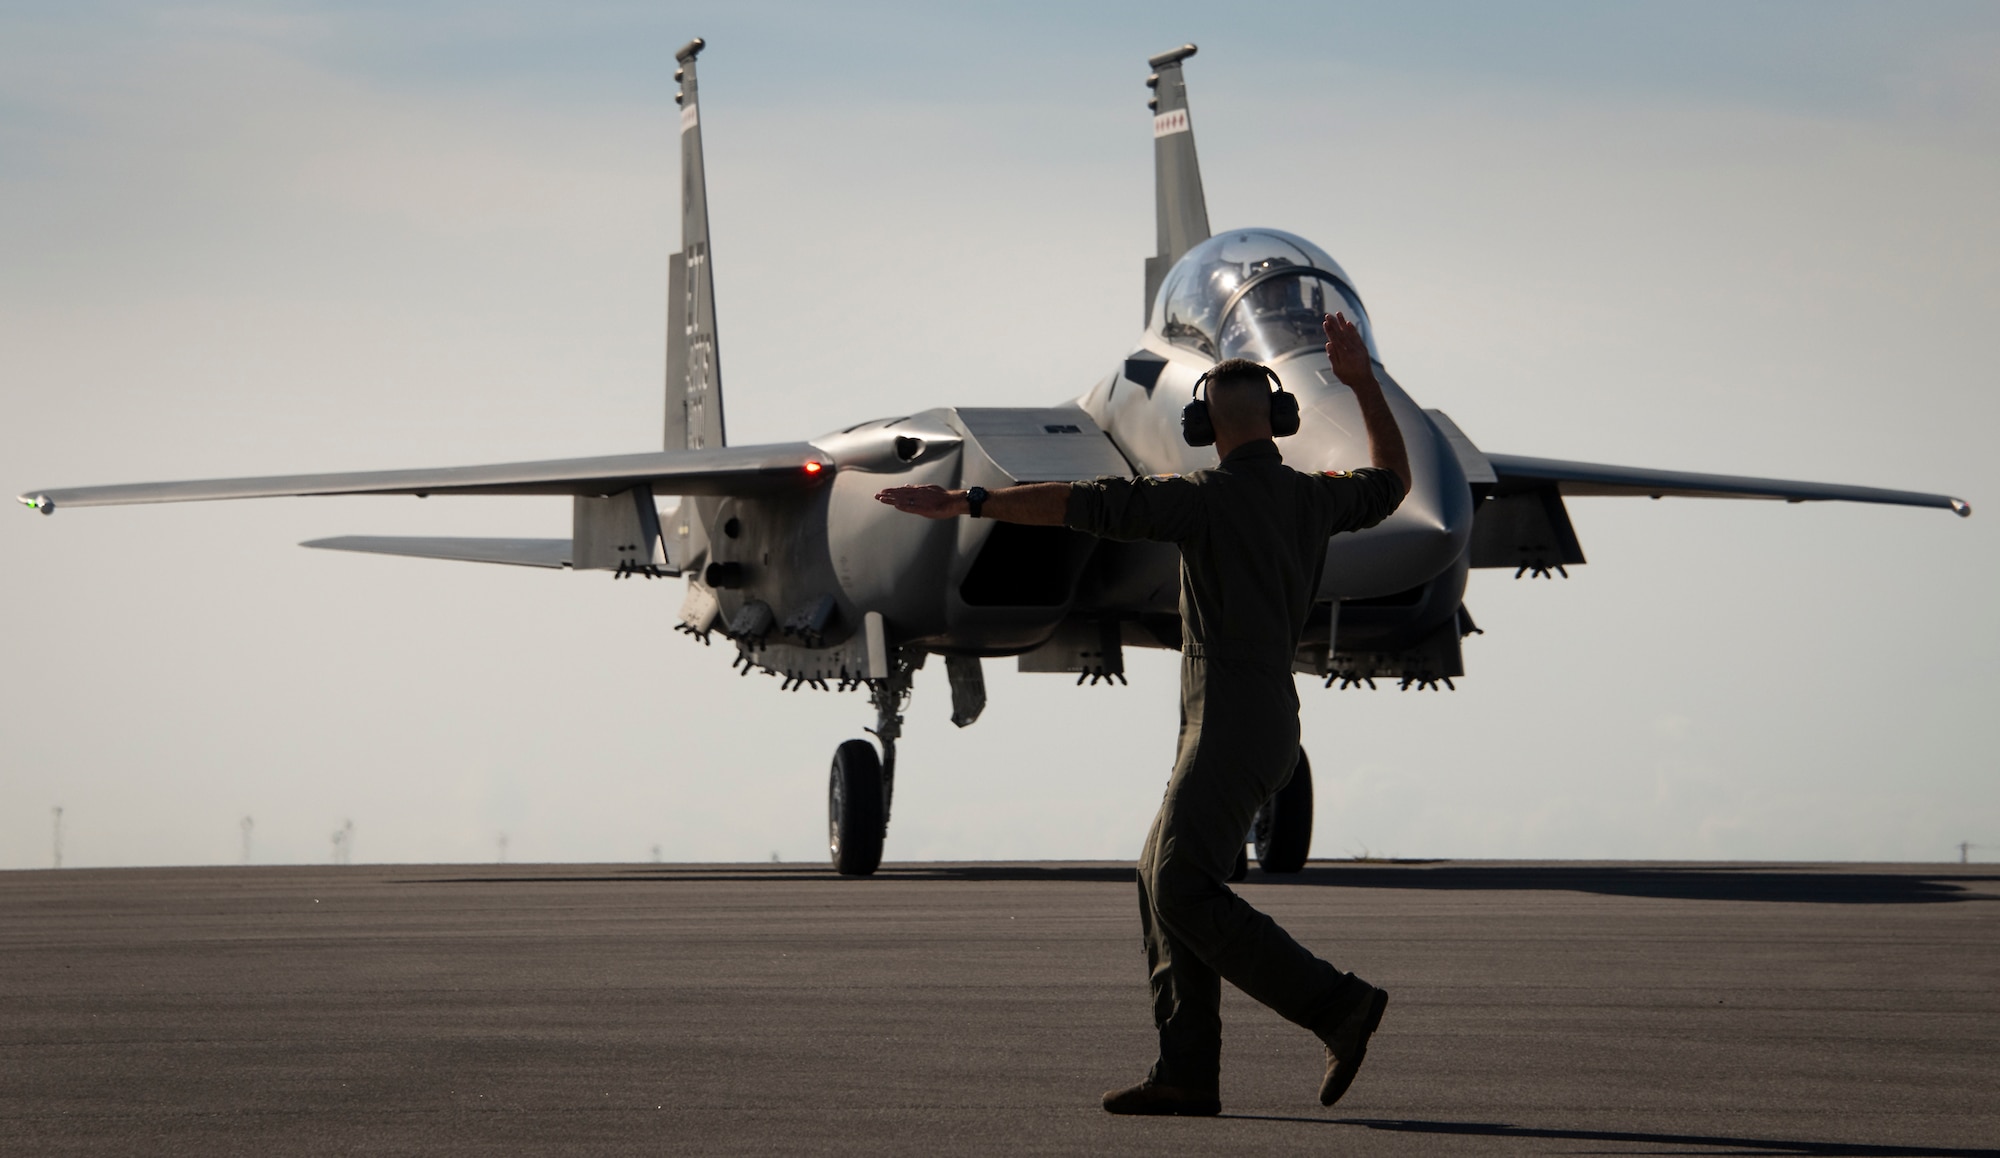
[1282,863,1997,905]
[1215,1117,2000,1157]
[405,863,1997,904]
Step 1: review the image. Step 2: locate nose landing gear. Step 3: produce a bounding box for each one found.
[1230,747,1315,881]
[828,739,884,876]
[1254,747,1315,874]
[828,654,914,876]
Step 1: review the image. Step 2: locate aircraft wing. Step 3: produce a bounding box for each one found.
[17,442,830,513]
[1433,410,1972,575]
[1485,453,1971,517]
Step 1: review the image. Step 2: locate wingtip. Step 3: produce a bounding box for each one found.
[18,493,53,516]
[1950,497,1972,518]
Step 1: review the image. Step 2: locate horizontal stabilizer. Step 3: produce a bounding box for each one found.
[303,536,570,569]
[19,442,830,513]
[1487,454,1970,517]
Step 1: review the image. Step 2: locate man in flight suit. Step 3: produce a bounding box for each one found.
[875,312,1411,1116]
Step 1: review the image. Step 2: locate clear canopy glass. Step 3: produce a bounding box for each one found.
[1218,269,1366,363]
[1151,229,1371,363]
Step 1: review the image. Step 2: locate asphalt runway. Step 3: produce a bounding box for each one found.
[3,860,1995,1156]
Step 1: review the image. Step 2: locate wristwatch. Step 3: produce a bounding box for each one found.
[965,486,989,518]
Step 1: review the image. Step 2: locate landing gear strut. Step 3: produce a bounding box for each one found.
[828,653,914,876]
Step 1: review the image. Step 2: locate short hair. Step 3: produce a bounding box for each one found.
[1206,358,1272,393]
[1205,358,1275,431]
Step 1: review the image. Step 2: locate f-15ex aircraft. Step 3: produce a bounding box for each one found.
[20,41,1971,877]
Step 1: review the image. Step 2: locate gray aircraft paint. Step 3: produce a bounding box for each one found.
[665,38,724,456]
[304,536,571,569]
[20,443,827,508]
[662,38,725,584]
[15,42,1971,866]
[1142,44,1209,325]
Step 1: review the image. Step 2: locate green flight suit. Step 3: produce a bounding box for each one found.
[1066,440,1404,1089]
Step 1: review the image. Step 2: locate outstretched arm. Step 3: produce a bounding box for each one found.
[874,481,1072,525]
[1324,312,1411,497]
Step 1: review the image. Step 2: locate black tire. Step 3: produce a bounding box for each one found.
[1229,844,1249,882]
[828,739,885,876]
[1253,748,1314,874]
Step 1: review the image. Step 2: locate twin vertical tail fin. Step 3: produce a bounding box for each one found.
[669,40,1204,416]
[666,37,725,452]
[1142,44,1212,325]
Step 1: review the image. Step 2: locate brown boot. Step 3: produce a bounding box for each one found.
[1318,985,1389,1107]
[1101,1080,1221,1117]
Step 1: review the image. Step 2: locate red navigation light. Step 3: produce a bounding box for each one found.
[803,461,825,476]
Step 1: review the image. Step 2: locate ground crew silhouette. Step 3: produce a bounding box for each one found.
[876,311,1412,1115]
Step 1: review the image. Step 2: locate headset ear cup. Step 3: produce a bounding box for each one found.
[1182,371,1217,448]
[1181,399,1215,447]
[1270,390,1301,437]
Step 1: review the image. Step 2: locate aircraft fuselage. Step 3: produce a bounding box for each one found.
[682,225,1474,686]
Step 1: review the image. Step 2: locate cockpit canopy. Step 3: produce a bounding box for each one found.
[1150,229,1374,364]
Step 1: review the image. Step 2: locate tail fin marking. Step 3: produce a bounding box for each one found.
[666,37,725,452]
[1143,43,1212,324]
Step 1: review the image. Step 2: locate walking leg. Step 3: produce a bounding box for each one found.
[1148,662,1369,1042]
[1137,808,1222,1090]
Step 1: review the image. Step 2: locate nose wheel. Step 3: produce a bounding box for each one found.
[828,653,913,876]
[1252,747,1315,874]
[828,739,885,876]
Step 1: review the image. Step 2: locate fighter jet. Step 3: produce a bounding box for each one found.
[18,41,1970,877]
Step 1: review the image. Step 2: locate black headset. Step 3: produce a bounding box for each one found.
[1180,362,1301,448]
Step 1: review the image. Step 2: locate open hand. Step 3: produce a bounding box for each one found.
[875,484,961,519]
[1322,312,1377,390]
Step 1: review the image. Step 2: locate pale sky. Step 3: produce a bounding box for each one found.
[3,1,1995,870]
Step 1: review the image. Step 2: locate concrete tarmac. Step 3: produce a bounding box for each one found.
[2,860,1995,1156]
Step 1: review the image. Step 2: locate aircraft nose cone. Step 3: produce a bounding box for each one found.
[1391,485,1451,535]
[1321,486,1467,600]
[1274,360,1473,599]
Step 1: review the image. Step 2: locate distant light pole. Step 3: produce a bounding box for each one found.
[1962,842,1975,865]
[241,816,254,865]
[331,819,354,865]
[52,806,63,869]
[498,833,509,864]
